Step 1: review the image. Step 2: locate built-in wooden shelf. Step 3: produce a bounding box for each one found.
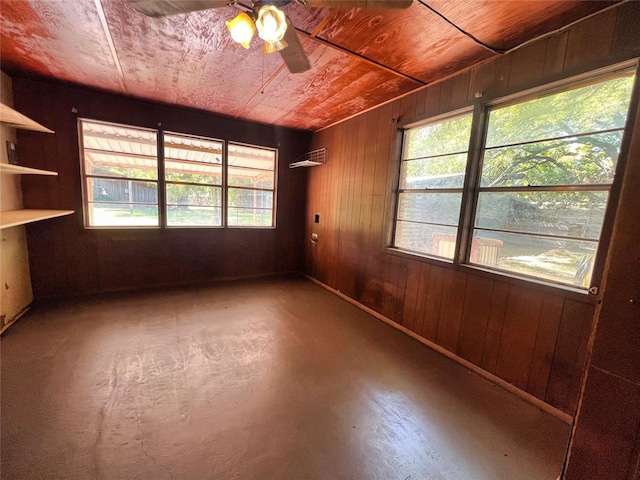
[0,163,58,175]
[0,102,54,133]
[0,209,74,229]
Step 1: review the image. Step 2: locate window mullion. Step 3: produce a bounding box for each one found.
[391,130,408,249]
[157,127,167,228]
[456,103,489,265]
[223,141,228,228]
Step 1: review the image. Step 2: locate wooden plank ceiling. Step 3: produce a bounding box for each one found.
[0,0,618,131]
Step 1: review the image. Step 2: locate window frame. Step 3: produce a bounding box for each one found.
[78,118,160,229]
[163,130,225,229]
[392,107,474,261]
[78,119,278,230]
[389,60,640,295]
[226,141,278,229]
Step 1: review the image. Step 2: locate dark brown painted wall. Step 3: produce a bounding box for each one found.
[13,78,311,299]
[303,2,640,417]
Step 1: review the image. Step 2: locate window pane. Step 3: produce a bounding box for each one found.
[481,131,623,187]
[471,229,597,286]
[164,133,223,187]
[87,178,157,204]
[228,208,273,227]
[82,120,157,156]
[228,144,276,170]
[397,192,462,226]
[476,191,608,240]
[85,151,158,179]
[166,184,221,207]
[81,120,158,180]
[165,161,222,184]
[228,188,273,209]
[228,167,274,189]
[404,114,472,159]
[87,203,159,227]
[400,153,467,189]
[394,221,458,259]
[167,206,221,227]
[486,73,635,148]
[164,133,222,164]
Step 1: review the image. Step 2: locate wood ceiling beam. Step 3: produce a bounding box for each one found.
[295,27,427,86]
[93,0,128,91]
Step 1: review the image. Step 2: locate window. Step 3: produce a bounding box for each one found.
[227,143,276,227]
[79,120,276,229]
[80,120,159,227]
[392,66,637,290]
[473,71,635,286]
[164,133,223,227]
[393,112,473,259]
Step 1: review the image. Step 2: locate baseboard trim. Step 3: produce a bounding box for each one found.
[304,274,573,425]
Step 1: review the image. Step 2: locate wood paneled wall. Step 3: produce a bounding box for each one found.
[13,78,311,299]
[304,2,640,415]
[564,49,640,480]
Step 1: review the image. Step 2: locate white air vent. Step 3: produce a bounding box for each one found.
[289,148,327,168]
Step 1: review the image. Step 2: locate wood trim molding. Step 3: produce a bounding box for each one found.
[304,273,574,425]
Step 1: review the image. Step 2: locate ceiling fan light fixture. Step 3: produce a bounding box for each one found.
[263,39,288,54]
[255,5,287,45]
[226,12,256,49]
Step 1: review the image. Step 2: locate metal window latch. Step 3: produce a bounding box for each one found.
[589,286,599,295]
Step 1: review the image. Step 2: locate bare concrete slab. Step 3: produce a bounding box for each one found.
[1,276,570,479]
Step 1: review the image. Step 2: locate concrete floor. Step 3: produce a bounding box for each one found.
[1,275,570,480]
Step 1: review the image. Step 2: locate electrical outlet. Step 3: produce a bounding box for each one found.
[6,141,18,165]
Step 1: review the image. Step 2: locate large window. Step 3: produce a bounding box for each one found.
[79,120,277,229]
[394,112,472,259]
[80,120,159,227]
[227,143,276,227]
[164,133,223,227]
[392,66,637,290]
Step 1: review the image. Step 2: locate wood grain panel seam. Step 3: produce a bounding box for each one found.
[591,364,640,388]
[93,0,127,91]
[503,0,631,58]
[493,285,512,375]
[304,274,573,424]
[480,280,496,362]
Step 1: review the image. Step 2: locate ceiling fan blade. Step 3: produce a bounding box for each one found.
[298,0,412,8]
[127,0,232,17]
[280,17,311,74]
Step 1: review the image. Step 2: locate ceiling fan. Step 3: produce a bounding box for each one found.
[127,0,413,74]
